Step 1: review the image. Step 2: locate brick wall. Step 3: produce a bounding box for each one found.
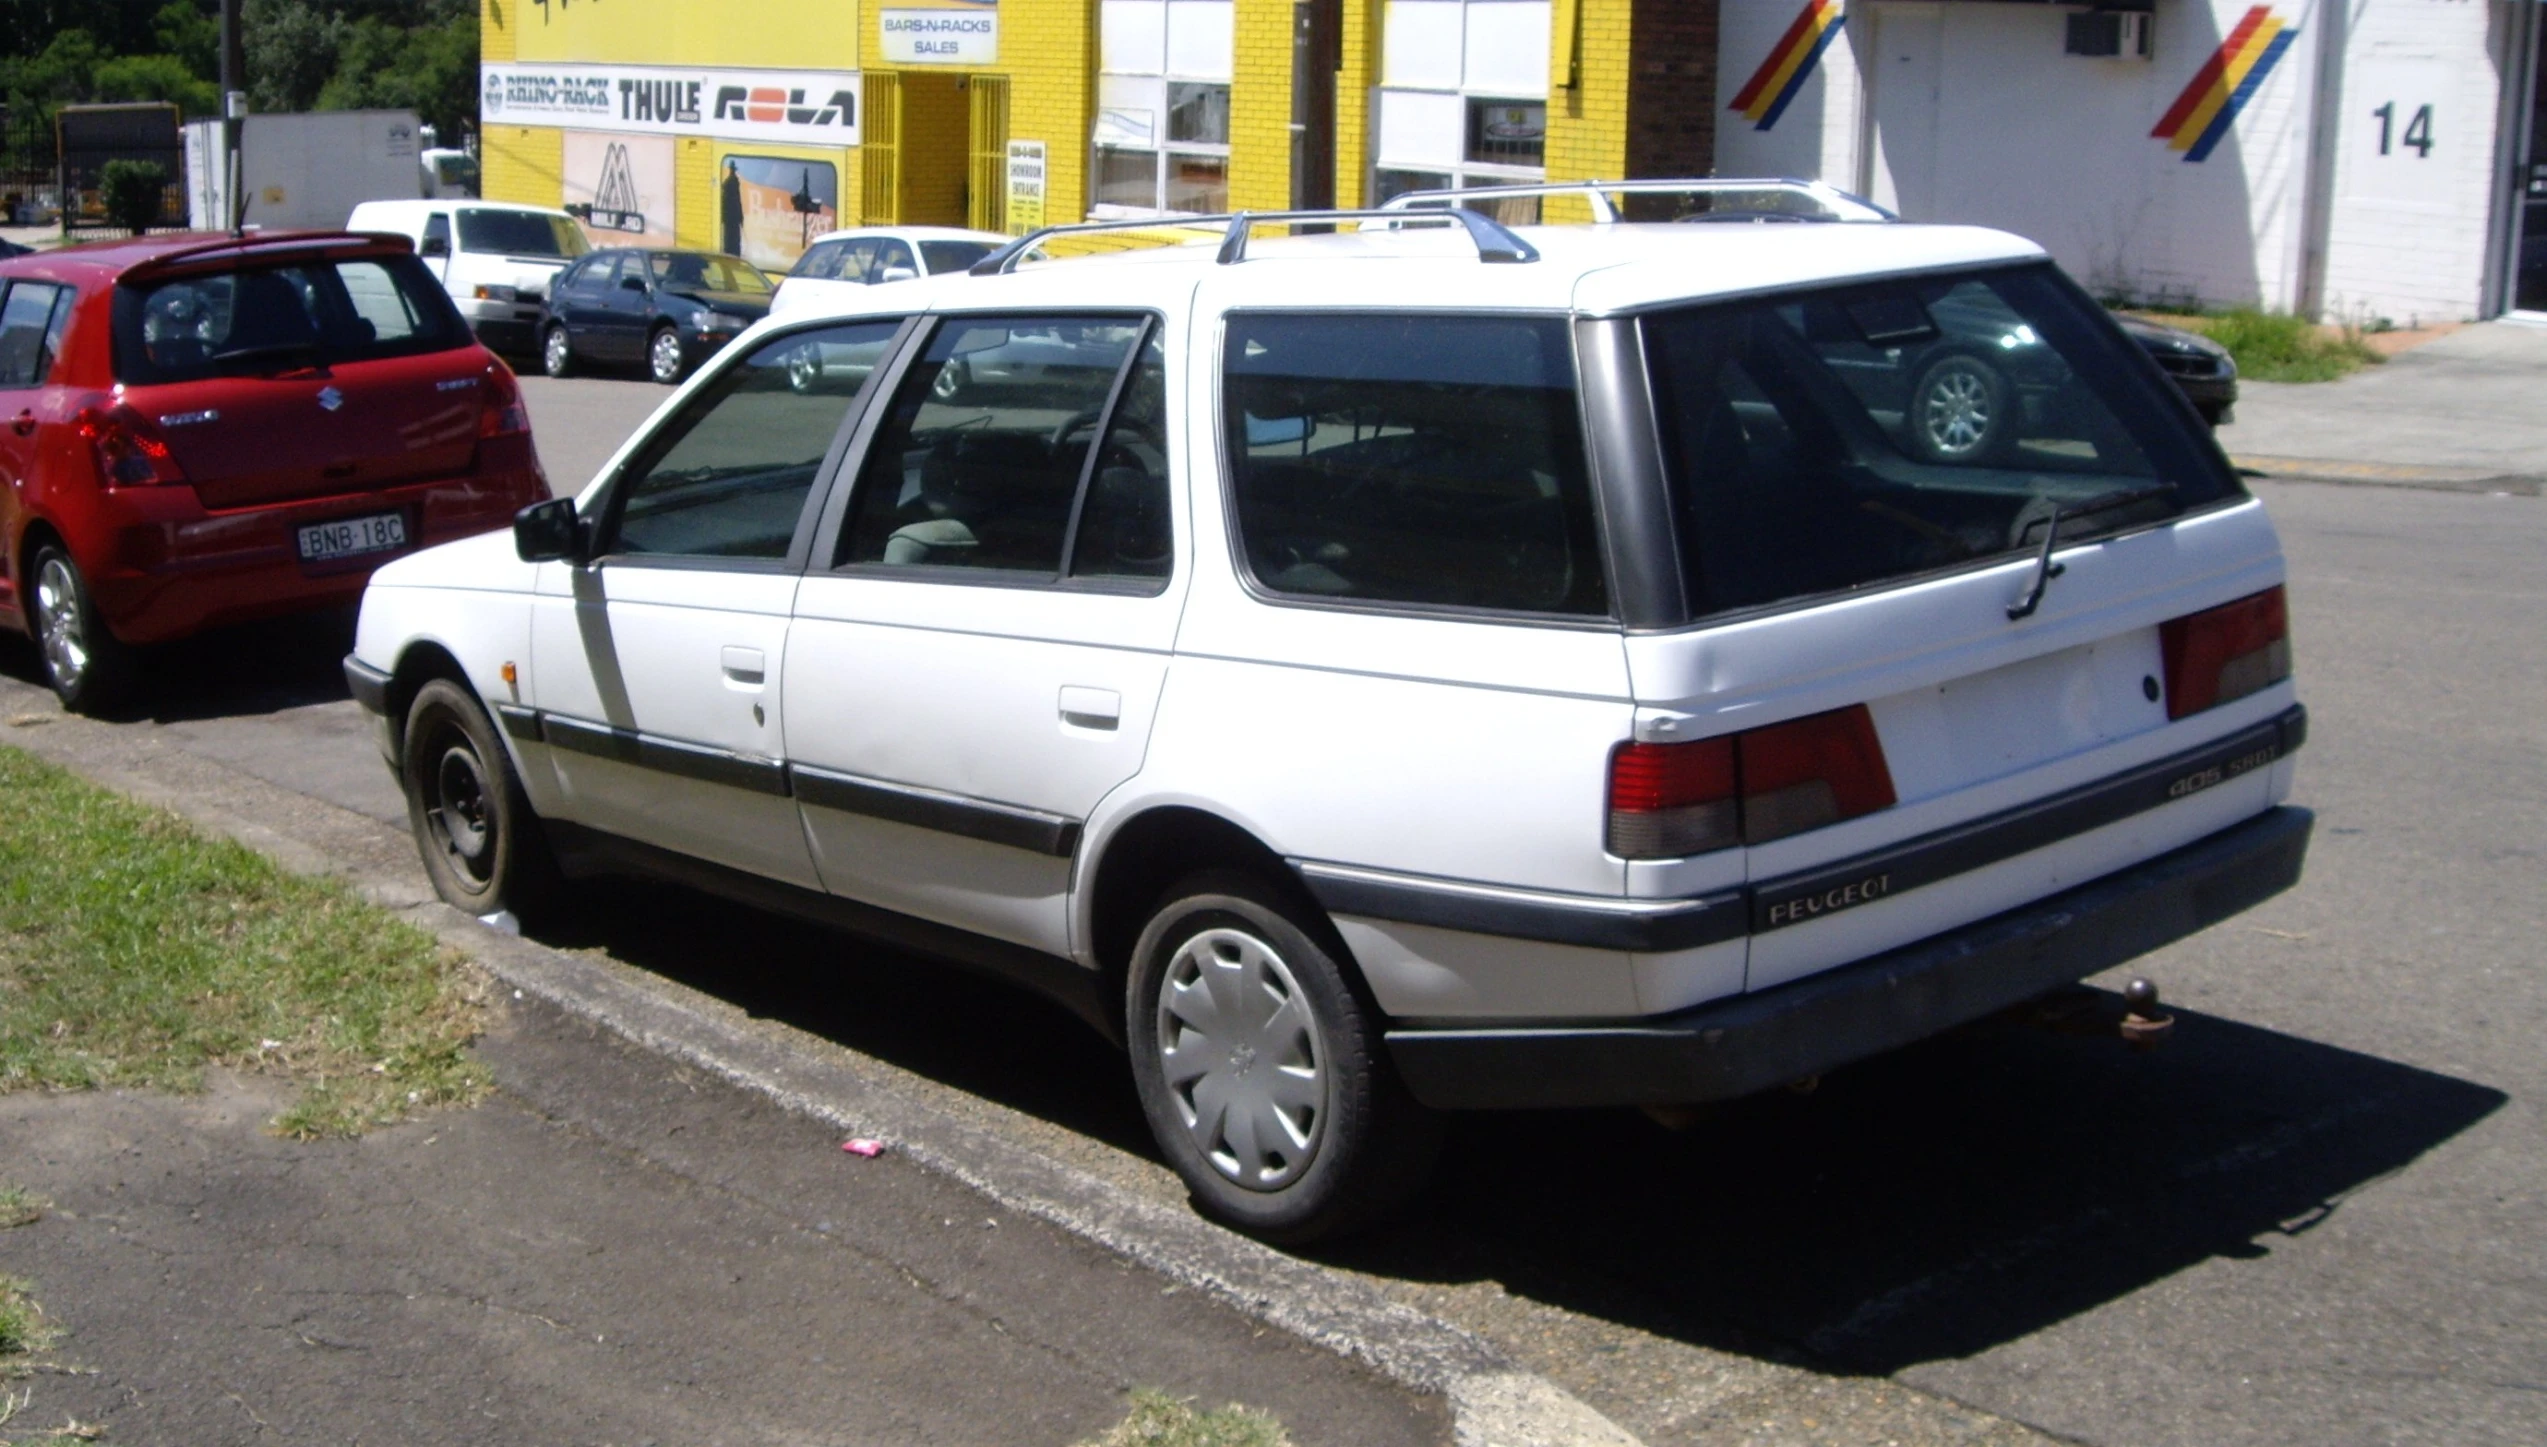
[1624,0,1716,180]
[1334,0,1382,207]
[1230,0,1295,211]
[481,125,564,209]
[1544,0,1632,220]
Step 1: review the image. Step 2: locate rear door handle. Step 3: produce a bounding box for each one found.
[720,645,766,686]
[10,410,31,437]
[1059,685,1120,731]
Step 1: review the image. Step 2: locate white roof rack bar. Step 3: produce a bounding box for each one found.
[1377,177,1898,225]
[968,206,1539,276]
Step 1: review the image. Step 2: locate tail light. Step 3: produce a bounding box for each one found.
[2160,586,2291,720]
[478,360,530,439]
[1608,704,1898,859]
[74,405,187,486]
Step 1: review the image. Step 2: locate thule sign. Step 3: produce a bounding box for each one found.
[479,64,860,147]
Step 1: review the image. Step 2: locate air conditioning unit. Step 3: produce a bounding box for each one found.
[2066,12,2153,59]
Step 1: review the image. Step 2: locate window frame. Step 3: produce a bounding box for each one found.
[0,281,70,389]
[1213,306,1620,629]
[581,314,924,575]
[1089,75,1234,219]
[816,307,1176,597]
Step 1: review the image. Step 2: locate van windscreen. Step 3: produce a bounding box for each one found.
[458,209,589,258]
[1641,262,2241,619]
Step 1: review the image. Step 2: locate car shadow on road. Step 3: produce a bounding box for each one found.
[0,608,357,723]
[524,868,2505,1380]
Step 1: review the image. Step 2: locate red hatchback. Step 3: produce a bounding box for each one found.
[0,230,546,711]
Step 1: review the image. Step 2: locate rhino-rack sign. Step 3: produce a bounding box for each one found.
[480,64,860,147]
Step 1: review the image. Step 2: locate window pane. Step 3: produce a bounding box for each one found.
[458,208,589,258]
[1164,154,1227,215]
[793,241,846,280]
[1070,328,1171,583]
[337,261,427,344]
[1374,169,1452,204]
[1224,314,1607,615]
[112,256,466,384]
[653,251,773,294]
[870,239,918,279]
[1465,100,1546,167]
[610,321,902,560]
[1641,264,2240,618]
[842,314,1147,576]
[1166,82,1231,145]
[0,283,63,386]
[1095,146,1160,210]
[920,239,999,275]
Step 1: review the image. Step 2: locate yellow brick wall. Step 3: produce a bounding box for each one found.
[511,0,857,69]
[674,135,717,250]
[1544,0,1631,222]
[1228,0,1293,212]
[481,124,565,209]
[1333,0,1382,208]
[481,0,514,62]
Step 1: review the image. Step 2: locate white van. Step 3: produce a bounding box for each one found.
[348,198,589,357]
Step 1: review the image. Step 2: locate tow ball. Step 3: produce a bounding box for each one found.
[2118,977,2175,1051]
[2015,977,2175,1050]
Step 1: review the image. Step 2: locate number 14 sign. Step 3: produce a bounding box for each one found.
[2346,57,2456,209]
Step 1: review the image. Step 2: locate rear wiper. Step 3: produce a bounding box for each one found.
[2006,482,2179,621]
[210,340,320,368]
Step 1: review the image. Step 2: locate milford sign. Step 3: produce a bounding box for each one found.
[480,63,860,146]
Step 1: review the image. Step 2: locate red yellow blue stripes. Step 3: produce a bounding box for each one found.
[2151,6,2299,163]
[1728,0,1846,133]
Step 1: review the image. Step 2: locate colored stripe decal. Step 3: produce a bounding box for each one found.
[2151,6,2298,163]
[1729,0,1845,132]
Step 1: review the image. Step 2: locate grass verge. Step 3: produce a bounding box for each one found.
[2180,308,2385,382]
[1075,1389,1295,1447]
[0,745,488,1137]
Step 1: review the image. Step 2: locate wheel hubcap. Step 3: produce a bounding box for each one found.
[1921,368,1993,455]
[431,740,495,883]
[33,558,88,690]
[652,333,682,380]
[1156,927,1328,1190]
[788,344,819,392]
[545,330,568,371]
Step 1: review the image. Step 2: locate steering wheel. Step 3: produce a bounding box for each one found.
[1049,407,1107,455]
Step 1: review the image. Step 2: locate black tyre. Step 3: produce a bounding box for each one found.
[647,325,688,385]
[1126,870,1443,1243]
[27,544,138,714]
[401,677,559,923]
[1906,353,2014,464]
[541,323,576,379]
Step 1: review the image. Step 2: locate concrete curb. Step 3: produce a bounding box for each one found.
[0,686,1645,1447]
[2233,454,2546,497]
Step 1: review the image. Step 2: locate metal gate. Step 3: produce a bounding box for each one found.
[967,75,1009,234]
[861,71,901,225]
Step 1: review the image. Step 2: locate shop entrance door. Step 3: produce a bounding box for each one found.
[2512,21,2547,316]
[896,72,971,226]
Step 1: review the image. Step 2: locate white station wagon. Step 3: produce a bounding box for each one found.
[347,184,2310,1242]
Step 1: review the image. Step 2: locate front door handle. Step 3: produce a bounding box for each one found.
[9,410,31,437]
[720,645,766,686]
[1059,685,1120,731]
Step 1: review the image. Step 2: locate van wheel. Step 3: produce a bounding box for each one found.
[1126,870,1443,1244]
[541,324,575,378]
[28,545,137,714]
[648,326,688,385]
[402,678,559,924]
[1907,354,2014,464]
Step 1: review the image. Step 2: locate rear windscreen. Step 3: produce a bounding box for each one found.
[458,209,589,258]
[920,240,999,275]
[113,254,471,384]
[1642,263,2242,619]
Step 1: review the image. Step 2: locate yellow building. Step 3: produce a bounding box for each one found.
[478,0,1724,267]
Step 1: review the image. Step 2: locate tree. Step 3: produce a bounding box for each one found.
[99,157,167,232]
[243,0,344,114]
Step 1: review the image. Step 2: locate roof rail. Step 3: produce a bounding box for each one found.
[1377,177,1897,225]
[968,206,1538,276]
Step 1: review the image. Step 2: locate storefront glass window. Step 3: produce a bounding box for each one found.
[1165,154,1229,213]
[1096,147,1163,210]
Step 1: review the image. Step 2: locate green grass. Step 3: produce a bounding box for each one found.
[1074,1390,1295,1447]
[0,1189,41,1231]
[0,1275,53,1360]
[2180,308,2385,383]
[0,745,489,1138]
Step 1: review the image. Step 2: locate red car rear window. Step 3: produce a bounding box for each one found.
[111,253,469,385]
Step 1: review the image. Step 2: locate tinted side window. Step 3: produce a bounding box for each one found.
[1070,328,1171,583]
[420,213,451,256]
[839,314,1148,576]
[920,240,998,276]
[607,321,903,560]
[793,240,847,280]
[1223,313,1607,616]
[0,282,65,386]
[870,239,917,279]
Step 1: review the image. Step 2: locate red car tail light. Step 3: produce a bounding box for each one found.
[1608,704,1898,859]
[1608,736,1738,857]
[75,405,187,486]
[2160,586,2291,720]
[1736,704,1898,843]
[478,360,531,439]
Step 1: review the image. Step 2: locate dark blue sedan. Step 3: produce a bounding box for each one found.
[539,248,775,385]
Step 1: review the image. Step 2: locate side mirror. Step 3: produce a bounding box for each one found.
[877,265,918,284]
[419,235,449,257]
[619,274,649,292]
[514,497,584,563]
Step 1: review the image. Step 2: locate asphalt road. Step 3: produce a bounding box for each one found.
[3,372,2539,1446]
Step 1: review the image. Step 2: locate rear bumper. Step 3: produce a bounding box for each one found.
[470,316,542,355]
[1384,804,2313,1110]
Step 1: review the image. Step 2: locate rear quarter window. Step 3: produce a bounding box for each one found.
[1642,262,2242,620]
[1222,313,1608,617]
[112,254,471,385]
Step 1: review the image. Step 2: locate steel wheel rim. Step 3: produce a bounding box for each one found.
[1155,925,1329,1191]
[34,557,88,690]
[544,328,570,374]
[650,331,683,382]
[428,736,496,885]
[1920,365,1994,455]
[787,343,819,393]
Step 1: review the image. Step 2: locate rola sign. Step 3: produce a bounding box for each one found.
[479,64,860,147]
